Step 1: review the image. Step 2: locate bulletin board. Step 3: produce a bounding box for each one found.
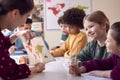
[33,0,44,22]
[32,0,44,38]
[46,0,92,30]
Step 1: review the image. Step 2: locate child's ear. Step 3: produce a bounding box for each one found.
[101,23,106,30]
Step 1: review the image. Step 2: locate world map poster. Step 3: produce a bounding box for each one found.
[46,0,92,30]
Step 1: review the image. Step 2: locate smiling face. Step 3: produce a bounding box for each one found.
[106,29,120,56]
[84,20,106,40]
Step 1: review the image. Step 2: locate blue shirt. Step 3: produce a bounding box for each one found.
[6,28,49,50]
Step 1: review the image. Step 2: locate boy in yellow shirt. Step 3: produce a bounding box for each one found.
[50,8,88,58]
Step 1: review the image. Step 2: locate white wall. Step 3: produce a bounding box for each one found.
[44,0,120,48]
[92,0,120,24]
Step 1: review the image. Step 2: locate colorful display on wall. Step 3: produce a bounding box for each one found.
[46,0,92,30]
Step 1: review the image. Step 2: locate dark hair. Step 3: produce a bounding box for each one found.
[110,22,120,45]
[62,8,86,29]
[0,0,34,15]
[57,16,64,25]
[26,18,32,24]
[84,10,110,32]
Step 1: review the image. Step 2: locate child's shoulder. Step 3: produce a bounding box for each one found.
[77,31,87,37]
[80,31,86,34]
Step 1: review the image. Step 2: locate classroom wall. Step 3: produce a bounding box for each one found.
[44,0,120,48]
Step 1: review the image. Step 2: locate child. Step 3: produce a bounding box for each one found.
[0,0,45,80]
[8,18,35,51]
[51,16,69,50]
[71,11,111,63]
[69,22,120,80]
[50,8,88,58]
[8,18,49,53]
[58,16,69,46]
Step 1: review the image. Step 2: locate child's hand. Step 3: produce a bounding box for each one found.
[69,63,81,76]
[89,70,111,78]
[10,30,36,44]
[50,46,60,50]
[16,30,35,39]
[16,30,36,43]
[8,45,16,54]
[50,47,56,50]
[89,70,103,77]
[69,59,86,76]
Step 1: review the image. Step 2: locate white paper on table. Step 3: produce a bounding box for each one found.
[81,73,112,80]
[22,36,55,66]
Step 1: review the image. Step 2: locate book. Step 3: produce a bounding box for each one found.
[22,37,55,66]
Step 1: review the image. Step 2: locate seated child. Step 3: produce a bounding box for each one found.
[71,10,111,63]
[8,18,49,53]
[8,18,37,50]
[50,8,88,58]
[51,16,69,50]
[69,22,120,80]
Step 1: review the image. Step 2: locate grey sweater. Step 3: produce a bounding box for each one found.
[76,40,111,62]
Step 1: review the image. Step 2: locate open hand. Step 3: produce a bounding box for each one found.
[89,70,111,78]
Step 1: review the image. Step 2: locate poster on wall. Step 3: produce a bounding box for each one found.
[33,0,44,22]
[46,0,92,30]
[32,0,44,37]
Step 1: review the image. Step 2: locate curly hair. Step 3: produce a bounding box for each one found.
[57,16,64,25]
[62,8,86,29]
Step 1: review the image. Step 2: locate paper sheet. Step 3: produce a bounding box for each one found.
[81,73,112,80]
[58,57,111,80]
